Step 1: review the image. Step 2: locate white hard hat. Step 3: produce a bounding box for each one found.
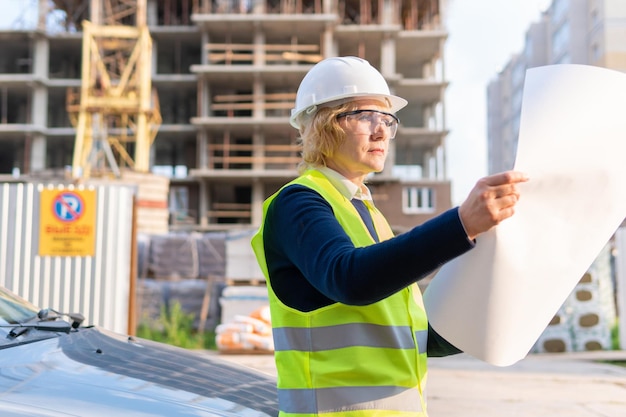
[290,56,408,129]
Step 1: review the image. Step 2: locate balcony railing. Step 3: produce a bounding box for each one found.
[207,202,252,224]
[211,92,295,114]
[207,142,301,170]
[193,0,323,14]
[206,43,322,65]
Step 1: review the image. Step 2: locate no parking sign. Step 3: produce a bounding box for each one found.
[39,188,97,256]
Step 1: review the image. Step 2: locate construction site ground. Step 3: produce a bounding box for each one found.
[204,349,626,417]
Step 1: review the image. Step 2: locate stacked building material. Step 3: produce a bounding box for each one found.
[148,234,200,279]
[143,232,227,280]
[136,277,223,332]
[136,233,151,279]
[135,232,230,332]
[120,171,170,235]
[225,230,265,283]
[216,305,273,353]
[198,232,227,279]
[219,285,269,325]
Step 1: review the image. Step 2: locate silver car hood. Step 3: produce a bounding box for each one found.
[0,327,278,416]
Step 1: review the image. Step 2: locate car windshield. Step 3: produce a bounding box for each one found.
[0,288,67,346]
[0,287,39,325]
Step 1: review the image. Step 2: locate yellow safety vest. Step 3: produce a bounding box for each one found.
[252,169,429,416]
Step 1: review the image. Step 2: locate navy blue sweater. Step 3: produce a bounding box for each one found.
[263,184,474,356]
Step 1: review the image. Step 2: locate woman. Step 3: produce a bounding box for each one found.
[252,56,527,416]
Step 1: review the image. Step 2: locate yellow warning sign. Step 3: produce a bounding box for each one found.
[39,188,97,257]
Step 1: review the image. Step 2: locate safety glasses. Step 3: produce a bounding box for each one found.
[337,109,400,139]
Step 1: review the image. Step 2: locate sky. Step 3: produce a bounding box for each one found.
[1,0,552,204]
[2,0,36,28]
[444,0,552,204]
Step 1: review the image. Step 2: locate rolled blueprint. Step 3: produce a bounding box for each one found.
[424,64,626,366]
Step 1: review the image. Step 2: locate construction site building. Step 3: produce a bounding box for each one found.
[0,0,451,233]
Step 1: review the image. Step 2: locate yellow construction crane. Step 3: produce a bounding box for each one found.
[66,0,161,179]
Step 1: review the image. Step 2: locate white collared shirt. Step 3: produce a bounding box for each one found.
[317,166,374,202]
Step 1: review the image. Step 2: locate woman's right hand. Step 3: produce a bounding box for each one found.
[458,171,529,241]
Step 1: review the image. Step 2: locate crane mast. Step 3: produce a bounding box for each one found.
[66,0,161,179]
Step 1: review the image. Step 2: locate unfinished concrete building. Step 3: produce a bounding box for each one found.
[0,0,450,232]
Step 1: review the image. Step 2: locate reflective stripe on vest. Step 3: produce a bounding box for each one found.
[251,169,429,416]
[279,385,423,414]
[273,324,428,354]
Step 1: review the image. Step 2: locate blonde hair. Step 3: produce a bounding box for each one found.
[296,103,350,173]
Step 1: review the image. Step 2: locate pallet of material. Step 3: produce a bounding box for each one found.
[224,278,266,286]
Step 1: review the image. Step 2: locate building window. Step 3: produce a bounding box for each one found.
[512,60,526,88]
[552,21,570,58]
[551,0,567,24]
[554,53,571,64]
[591,43,601,62]
[403,186,435,214]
